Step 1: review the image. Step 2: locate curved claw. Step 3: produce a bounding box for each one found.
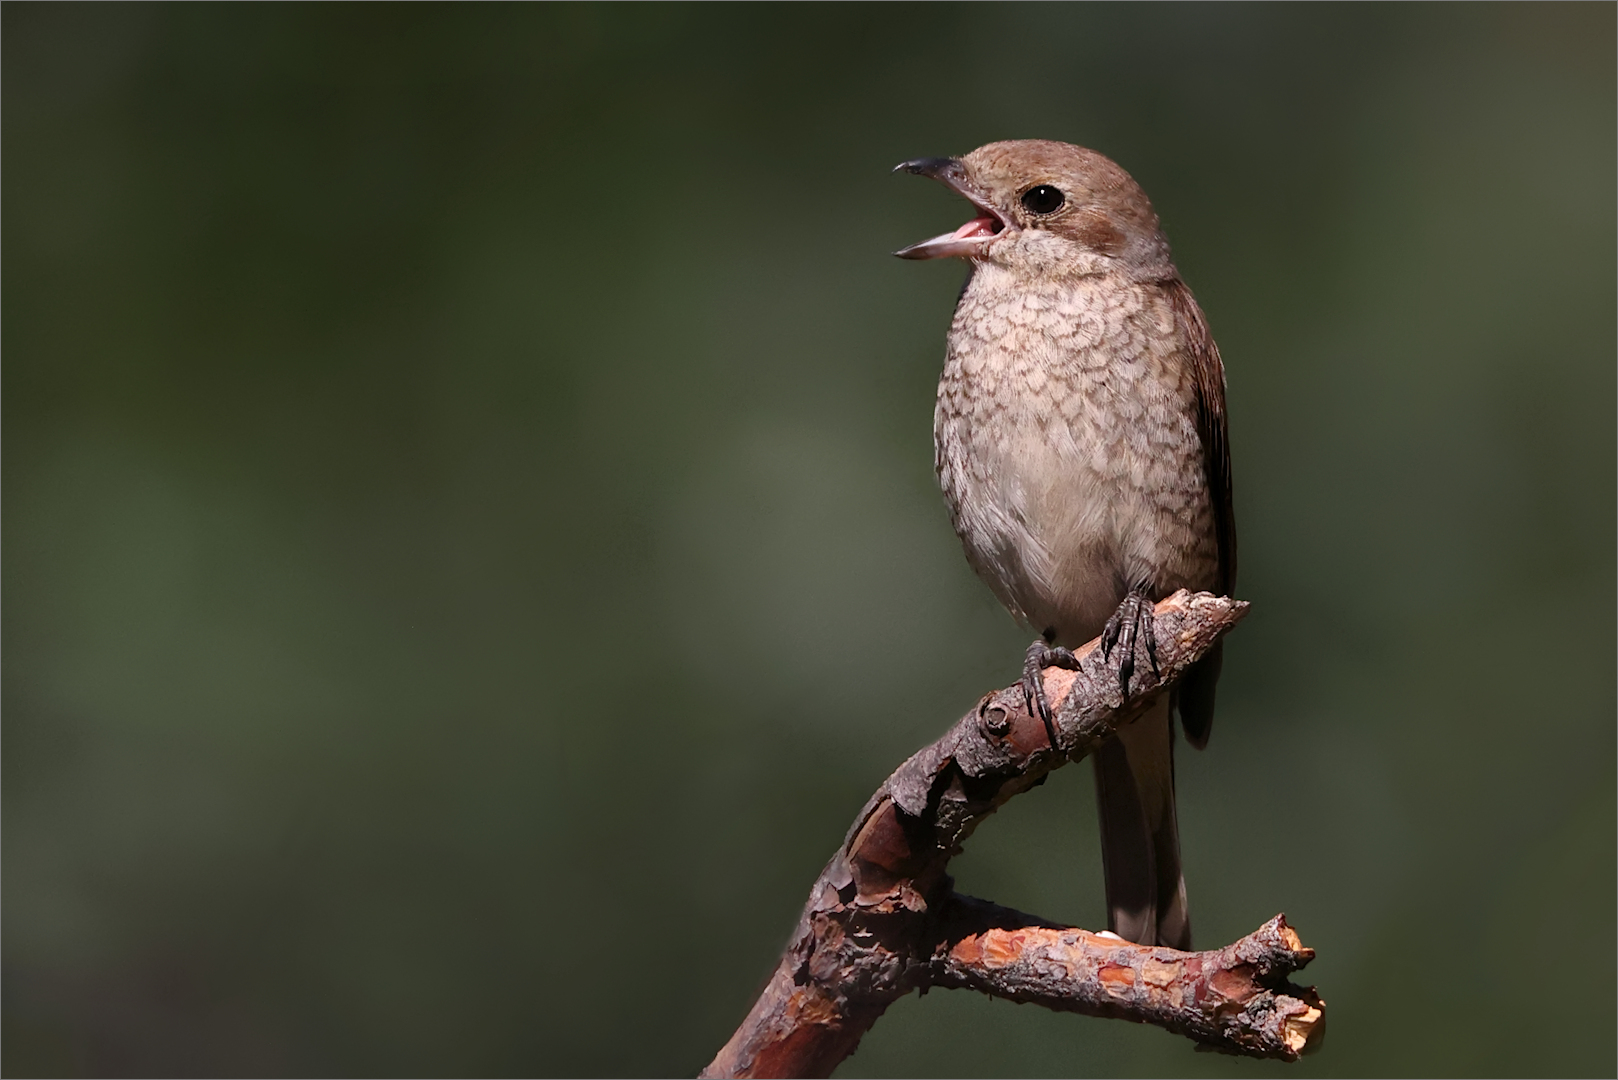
[1101,613,1123,659]
[1022,639,1080,748]
[1100,591,1159,702]
[1116,632,1136,701]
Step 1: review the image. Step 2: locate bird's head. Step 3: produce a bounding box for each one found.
[893,139,1173,281]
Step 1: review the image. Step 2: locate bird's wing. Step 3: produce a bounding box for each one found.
[1163,280,1234,750]
[1164,280,1235,595]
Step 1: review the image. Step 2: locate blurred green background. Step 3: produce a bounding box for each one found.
[4,4,1613,1077]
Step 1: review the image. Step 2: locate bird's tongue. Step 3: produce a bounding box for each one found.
[893,212,1002,260]
[952,215,999,240]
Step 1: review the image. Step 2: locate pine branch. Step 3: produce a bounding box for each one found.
[701,591,1324,1079]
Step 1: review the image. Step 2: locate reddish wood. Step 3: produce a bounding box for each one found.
[701,591,1325,1079]
[932,908,1322,1060]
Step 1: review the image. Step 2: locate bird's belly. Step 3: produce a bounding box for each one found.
[938,381,1217,649]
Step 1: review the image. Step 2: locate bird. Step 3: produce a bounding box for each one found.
[893,140,1234,951]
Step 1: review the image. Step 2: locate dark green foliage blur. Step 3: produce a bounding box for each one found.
[4,4,1613,1076]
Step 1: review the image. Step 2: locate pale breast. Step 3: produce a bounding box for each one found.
[935,268,1219,646]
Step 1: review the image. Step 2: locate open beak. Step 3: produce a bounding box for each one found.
[892,157,1010,260]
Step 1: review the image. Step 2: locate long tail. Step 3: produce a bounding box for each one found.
[1092,695,1191,949]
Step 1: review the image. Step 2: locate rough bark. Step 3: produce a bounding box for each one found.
[701,591,1324,1079]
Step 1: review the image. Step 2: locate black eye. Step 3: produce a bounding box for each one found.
[1020,184,1065,215]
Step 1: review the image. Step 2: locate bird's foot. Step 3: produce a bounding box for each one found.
[1100,589,1160,702]
[1022,637,1080,748]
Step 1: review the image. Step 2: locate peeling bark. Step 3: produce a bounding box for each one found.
[701,591,1324,1079]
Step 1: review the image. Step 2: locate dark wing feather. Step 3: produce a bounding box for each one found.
[1164,280,1235,749]
[1164,280,1235,594]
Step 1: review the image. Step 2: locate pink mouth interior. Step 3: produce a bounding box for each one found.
[952,215,1000,240]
